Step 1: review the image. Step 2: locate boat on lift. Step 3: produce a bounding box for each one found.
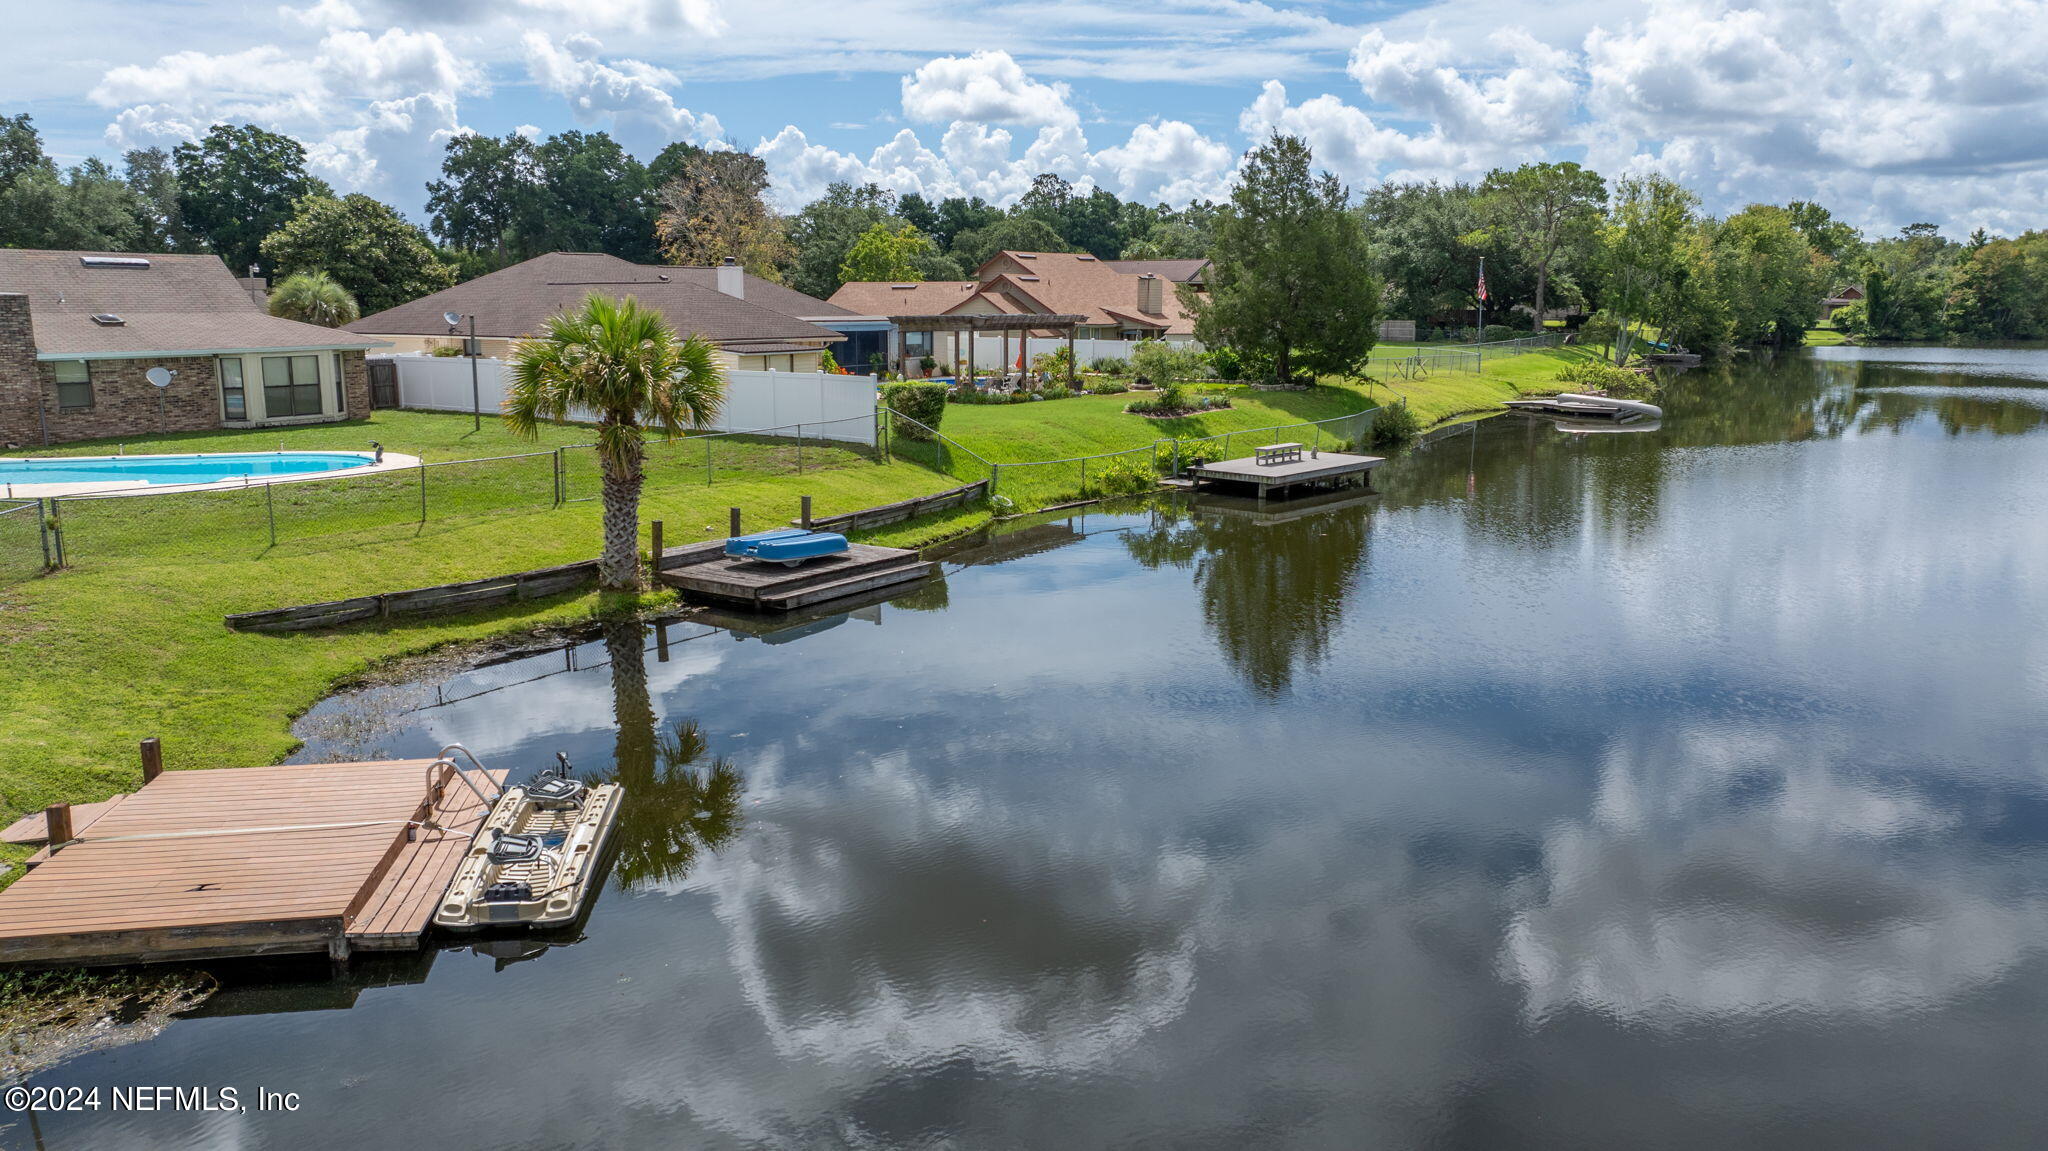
[434,749,622,931]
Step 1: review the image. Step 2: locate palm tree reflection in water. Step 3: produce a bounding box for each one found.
[599,619,744,890]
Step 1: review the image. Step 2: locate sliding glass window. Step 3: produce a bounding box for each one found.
[261,354,322,418]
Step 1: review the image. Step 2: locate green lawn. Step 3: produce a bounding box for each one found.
[0,413,958,855]
[0,353,1594,854]
[939,386,1375,463]
[1803,327,1851,346]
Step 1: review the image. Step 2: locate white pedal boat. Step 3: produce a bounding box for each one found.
[435,755,623,931]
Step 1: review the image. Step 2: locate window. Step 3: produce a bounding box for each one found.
[218,358,246,421]
[903,331,933,358]
[53,361,92,411]
[261,354,322,418]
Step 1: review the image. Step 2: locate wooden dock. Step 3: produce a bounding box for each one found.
[0,759,505,968]
[1189,450,1386,500]
[656,539,936,610]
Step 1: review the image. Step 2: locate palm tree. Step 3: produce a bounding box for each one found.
[505,294,725,590]
[267,270,360,327]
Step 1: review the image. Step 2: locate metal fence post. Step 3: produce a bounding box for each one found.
[265,482,277,546]
[796,424,804,474]
[48,498,64,568]
[418,462,428,522]
[553,447,564,506]
[706,437,714,485]
[1080,455,1088,493]
[990,462,1000,501]
[36,499,51,569]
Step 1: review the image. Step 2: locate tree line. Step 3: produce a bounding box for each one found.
[3,110,2042,354]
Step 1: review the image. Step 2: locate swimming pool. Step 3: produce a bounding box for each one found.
[0,451,381,491]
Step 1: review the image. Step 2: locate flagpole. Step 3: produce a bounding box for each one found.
[1476,256,1485,343]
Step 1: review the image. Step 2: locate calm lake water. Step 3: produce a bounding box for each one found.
[17,345,2048,1149]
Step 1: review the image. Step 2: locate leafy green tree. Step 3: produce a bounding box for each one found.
[653,150,792,277]
[896,192,940,239]
[0,113,46,189]
[1122,203,1220,259]
[260,193,453,314]
[932,195,1002,250]
[839,221,941,283]
[0,158,145,251]
[267,270,360,327]
[1184,133,1379,384]
[425,132,541,265]
[1786,200,1862,267]
[504,294,725,590]
[1710,204,1828,348]
[1477,161,1606,330]
[173,124,330,275]
[529,130,655,262]
[1597,174,1698,363]
[1359,181,1530,326]
[948,214,1073,269]
[786,181,897,298]
[121,147,196,252]
[1944,233,2048,339]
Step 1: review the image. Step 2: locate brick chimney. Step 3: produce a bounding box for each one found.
[1136,273,1162,314]
[0,294,43,448]
[715,256,744,300]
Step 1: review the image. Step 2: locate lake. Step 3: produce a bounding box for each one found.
[16,344,2048,1149]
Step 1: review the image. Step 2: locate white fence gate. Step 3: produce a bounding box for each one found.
[379,356,880,445]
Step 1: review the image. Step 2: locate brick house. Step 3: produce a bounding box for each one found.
[0,250,383,448]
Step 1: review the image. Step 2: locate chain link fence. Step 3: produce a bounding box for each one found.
[1,413,892,580]
[561,414,885,503]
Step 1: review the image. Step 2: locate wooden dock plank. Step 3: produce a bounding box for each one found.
[346,767,507,950]
[0,758,477,966]
[658,542,935,610]
[0,796,127,845]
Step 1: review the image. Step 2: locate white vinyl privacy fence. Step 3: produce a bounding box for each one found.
[379,355,881,445]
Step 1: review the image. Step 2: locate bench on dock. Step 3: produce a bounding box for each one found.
[1255,442,1304,466]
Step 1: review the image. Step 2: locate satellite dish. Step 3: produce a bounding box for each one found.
[144,366,175,388]
[443,311,463,327]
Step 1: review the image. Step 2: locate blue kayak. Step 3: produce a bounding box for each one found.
[725,528,850,566]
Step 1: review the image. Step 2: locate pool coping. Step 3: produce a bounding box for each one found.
[0,450,425,499]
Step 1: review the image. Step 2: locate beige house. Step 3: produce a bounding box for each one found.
[828,252,1207,371]
[0,250,381,448]
[347,253,852,372]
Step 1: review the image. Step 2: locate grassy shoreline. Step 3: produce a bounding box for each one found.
[1,349,1591,852]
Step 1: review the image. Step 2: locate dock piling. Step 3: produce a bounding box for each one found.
[730,507,741,537]
[42,804,71,851]
[801,495,813,529]
[140,737,163,783]
[650,520,664,575]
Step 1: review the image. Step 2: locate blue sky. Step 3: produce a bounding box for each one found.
[8,0,2047,235]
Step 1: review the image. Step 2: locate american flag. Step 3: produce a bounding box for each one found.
[1477,266,1488,302]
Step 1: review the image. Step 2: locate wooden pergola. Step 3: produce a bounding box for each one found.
[888,312,1087,388]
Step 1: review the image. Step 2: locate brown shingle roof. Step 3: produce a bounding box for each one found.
[658,268,853,319]
[347,252,840,348]
[1107,258,1210,282]
[0,249,381,358]
[976,252,1196,335]
[825,280,980,316]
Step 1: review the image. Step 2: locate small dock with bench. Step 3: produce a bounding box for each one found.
[1189,443,1387,501]
[0,741,506,968]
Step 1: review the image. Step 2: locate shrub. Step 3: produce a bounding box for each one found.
[1165,436,1219,470]
[1129,339,1202,388]
[1481,324,1522,343]
[1085,456,1158,497]
[429,344,464,358]
[882,381,948,438]
[1087,379,1127,395]
[1033,346,1074,380]
[819,348,840,373]
[918,355,938,377]
[1090,356,1127,376]
[1554,356,1657,399]
[1207,345,1245,381]
[1371,401,1420,447]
